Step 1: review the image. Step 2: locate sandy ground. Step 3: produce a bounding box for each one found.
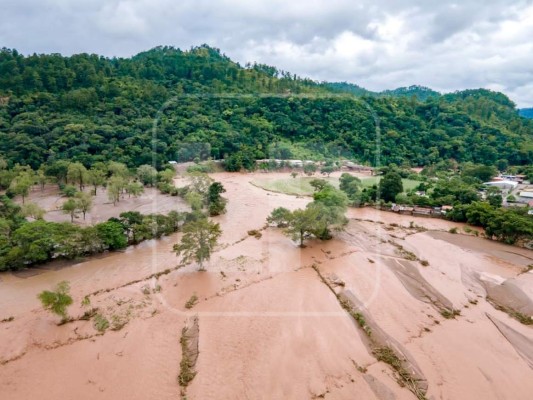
[1,171,532,400]
[15,182,189,225]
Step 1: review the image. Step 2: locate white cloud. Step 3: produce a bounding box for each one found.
[0,0,532,106]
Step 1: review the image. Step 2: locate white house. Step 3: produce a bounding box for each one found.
[483,180,518,190]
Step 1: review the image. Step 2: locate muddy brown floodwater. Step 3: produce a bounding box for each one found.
[1,171,533,400]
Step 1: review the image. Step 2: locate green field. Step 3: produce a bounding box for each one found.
[251,176,419,196]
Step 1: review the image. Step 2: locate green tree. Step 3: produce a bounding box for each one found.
[45,160,69,188]
[339,173,362,201]
[320,165,336,177]
[137,164,158,186]
[87,167,106,195]
[75,192,93,219]
[174,218,222,271]
[303,163,317,176]
[267,207,292,228]
[311,185,348,239]
[62,198,78,222]
[461,164,497,182]
[21,202,45,220]
[108,162,130,179]
[9,172,34,204]
[379,171,403,202]
[283,207,318,247]
[107,176,126,205]
[158,169,175,185]
[67,162,88,191]
[126,181,144,198]
[96,221,128,250]
[207,182,227,216]
[38,281,73,322]
[36,167,47,191]
[309,178,328,192]
[185,191,204,211]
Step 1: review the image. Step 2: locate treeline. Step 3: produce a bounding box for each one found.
[0,166,228,270]
[0,46,531,170]
[329,163,533,246]
[268,182,348,246]
[447,202,532,245]
[0,194,188,271]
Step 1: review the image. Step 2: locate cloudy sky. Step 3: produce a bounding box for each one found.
[1,0,532,106]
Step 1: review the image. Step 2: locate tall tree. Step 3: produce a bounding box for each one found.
[9,172,34,204]
[87,167,106,195]
[174,218,222,271]
[137,164,158,186]
[379,171,403,202]
[67,162,88,191]
[62,198,78,222]
[75,192,93,220]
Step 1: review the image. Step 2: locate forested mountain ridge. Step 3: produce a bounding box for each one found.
[519,108,533,119]
[0,45,531,169]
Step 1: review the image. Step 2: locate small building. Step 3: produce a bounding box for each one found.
[519,191,533,199]
[483,180,518,190]
[441,205,453,215]
[399,206,414,215]
[413,206,432,216]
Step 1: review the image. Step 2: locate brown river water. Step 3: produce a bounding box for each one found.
[1,172,532,400]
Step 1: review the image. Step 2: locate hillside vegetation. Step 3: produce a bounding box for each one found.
[0,45,532,170]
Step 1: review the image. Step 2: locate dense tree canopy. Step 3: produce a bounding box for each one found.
[0,45,531,171]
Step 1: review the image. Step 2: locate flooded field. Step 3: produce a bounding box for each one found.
[1,172,532,400]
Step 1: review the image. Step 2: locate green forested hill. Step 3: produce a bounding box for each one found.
[0,45,531,169]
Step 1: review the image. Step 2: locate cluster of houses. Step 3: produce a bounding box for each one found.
[389,204,453,217]
[483,174,533,212]
[254,159,376,174]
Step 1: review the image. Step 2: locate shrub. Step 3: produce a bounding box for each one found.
[93,314,109,332]
[37,281,73,321]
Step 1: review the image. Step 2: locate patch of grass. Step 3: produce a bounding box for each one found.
[141,285,151,295]
[440,309,461,319]
[247,229,262,239]
[373,347,427,400]
[251,177,338,196]
[79,307,98,321]
[351,311,372,336]
[449,227,458,234]
[420,260,430,267]
[178,324,198,387]
[489,299,533,325]
[110,314,128,331]
[93,314,109,332]
[185,294,199,310]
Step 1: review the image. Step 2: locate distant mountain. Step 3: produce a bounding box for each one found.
[380,85,441,101]
[0,45,531,169]
[323,82,440,101]
[519,108,533,119]
[321,82,374,97]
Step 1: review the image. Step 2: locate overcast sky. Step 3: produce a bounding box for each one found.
[1,0,532,106]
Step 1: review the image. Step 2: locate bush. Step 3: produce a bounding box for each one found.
[93,314,110,332]
[38,281,73,321]
[96,221,128,250]
[61,185,77,197]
